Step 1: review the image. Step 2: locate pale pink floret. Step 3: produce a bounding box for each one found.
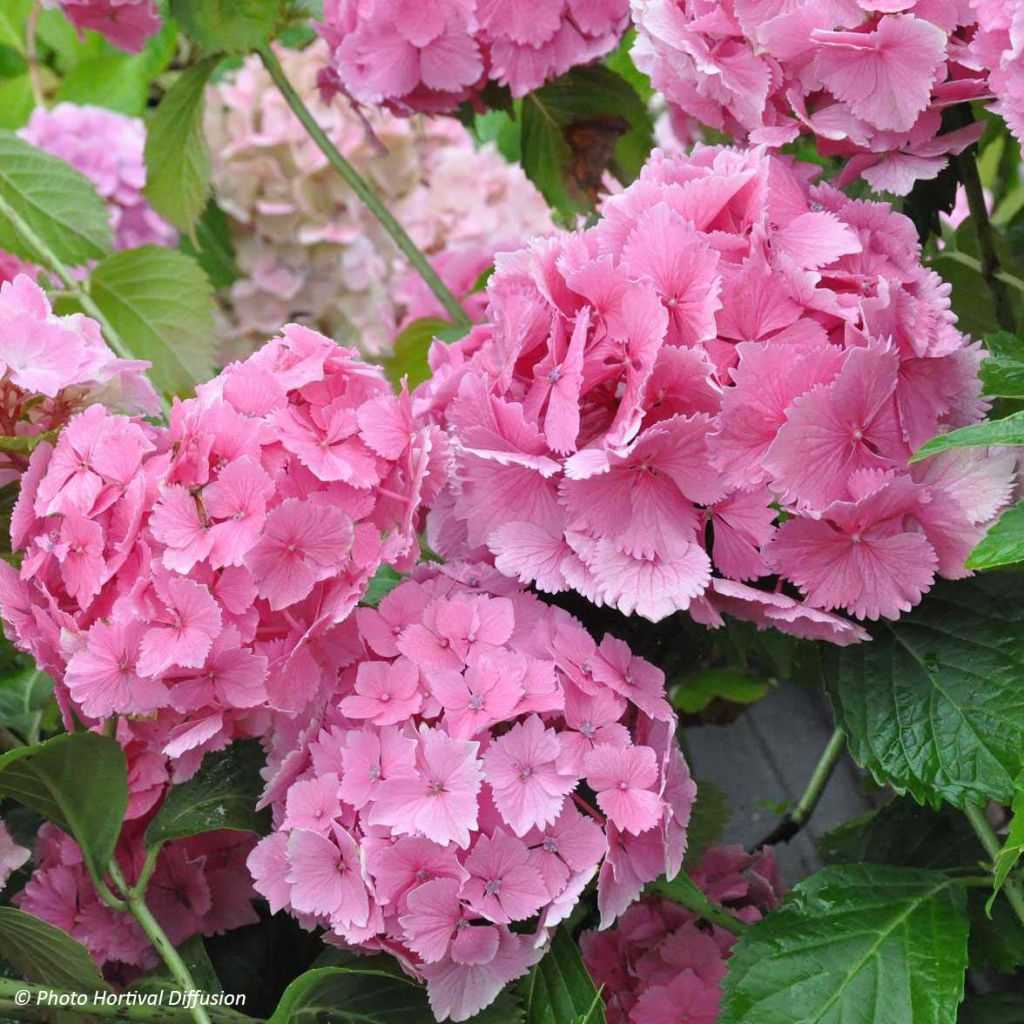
[461,828,547,924]
[585,745,663,836]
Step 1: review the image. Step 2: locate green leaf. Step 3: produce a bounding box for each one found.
[521,65,653,216]
[170,0,284,54]
[958,993,1024,1024]
[0,906,112,992]
[980,331,1024,398]
[0,666,53,743]
[967,502,1024,570]
[0,732,127,882]
[0,1,31,54]
[144,57,219,236]
[684,778,730,867]
[989,779,1024,914]
[88,246,218,395]
[520,927,605,1024]
[0,74,33,130]
[826,575,1024,808]
[382,317,450,390]
[0,431,56,454]
[912,410,1024,462]
[145,740,269,850]
[178,199,240,289]
[720,865,969,1024]
[669,667,768,715]
[360,565,403,609]
[930,251,1023,339]
[0,130,113,265]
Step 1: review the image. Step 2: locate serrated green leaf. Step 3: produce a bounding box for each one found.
[145,740,269,850]
[382,317,451,390]
[826,576,1024,808]
[520,927,605,1024]
[967,502,1024,569]
[0,906,111,993]
[170,0,284,54]
[144,57,218,235]
[0,732,127,883]
[989,779,1024,914]
[87,246,217,395]
[178,200,240,289]
[720,865,969,1024]
[0,130,113,265]
[912,410,1024,462]
[521,65,653,216]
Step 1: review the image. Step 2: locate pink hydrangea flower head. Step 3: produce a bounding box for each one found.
[414,145,1012,636]
[205,43,553,358]
[316,0,630,113]
[20,104,175,250]
[248,565,693,1020]
[43,0,163,52]
[628,0,1011,194]
[582,843,783,1024]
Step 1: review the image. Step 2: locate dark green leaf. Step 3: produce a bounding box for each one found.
[521,65,653,216]
[382,317,450,390]
[170,0,284,54]
[720,865,969,1024]
[967,502,1024,569]
[930,251,1023,338]
[0,666,53,743]
[0,732,127,882]
[684,778,730,867]
[0,130,113,265]
[826,575,1024,807]
[145,740,269,850]
[981,331,1024,398]
[178,200,240,289]
[990,778,1024,912]
[520,927,605,1024]
[958,993,1024,1024]
[0,906,111,992]
[360,566,403,609]
[88,246,218,395]
[913,410,1024,461]
[144,58,219,236]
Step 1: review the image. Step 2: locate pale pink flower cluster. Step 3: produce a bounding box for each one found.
[0,275,158,486]
[17,822,257,976]
[415,146,1015,633]
[582,844,783,1024]
[630,0,1006,195]
[248,565,694,1022]
[0,323,445,785]
[41,0,162,52]
[973,0,1024,145]
[316,0,629,114]
[20,104,176,252]
[205,44,553,358]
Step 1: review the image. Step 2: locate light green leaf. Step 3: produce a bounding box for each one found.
[826,576,1024,808]
[0,732,127,882]
[912,410,1024,462]
[0,1,31,54]
[360,566,403,609]
[264,957,526,1024]
[170,0,284,54]
[670,668,768,715]
[0,74,33,130]
[145,740,269,850]
[382,317,451,390]
[0,431,56,454]
[720,865,969,1024]
[87,246,218,395]
[520,927,605,1024]
[144,57,219,236]
[967,503,1024,570]
[0,130,113,266]
[58,55,149,115]
[989,779,1024,914]
[521,65,653,216]
[0,906,112,993]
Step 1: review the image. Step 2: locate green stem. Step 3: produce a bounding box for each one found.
[256,44,472,331]
[650,877,748,937]
[0,980,248,1024]
[104,862,212,1024]
[756,728,846,847]
[952,106,1016,332]
[0,194,171,417]
[964,801,1024,927]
